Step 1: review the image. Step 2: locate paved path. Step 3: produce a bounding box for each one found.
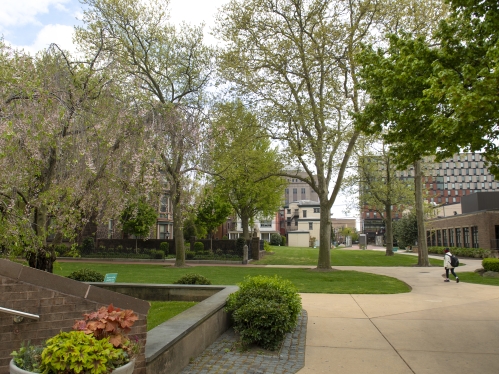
[298,257,499,374]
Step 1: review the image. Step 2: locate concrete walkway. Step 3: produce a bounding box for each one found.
[297,256,499,374]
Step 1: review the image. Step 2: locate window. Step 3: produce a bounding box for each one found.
[471,226,479,248]
[448,229,454,246]
[158,224,170,240]
[260,221,272,228]
[455,228,461,247]
[303,210,307,218]
[443,229,448,246]
[309,222,313,230]
[437,230,442,246]
[301,188,306,195]
[463,227,470,248]
[285,188,289,194]
[287,221,291,226]
[287,209,291,214]
[293,188,297,194]
[314,208,320,213]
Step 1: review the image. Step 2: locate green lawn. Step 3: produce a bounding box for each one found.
[147,301,197,330]
[253,246,444,266]
[53,262,410,294]
[455,272,499,286]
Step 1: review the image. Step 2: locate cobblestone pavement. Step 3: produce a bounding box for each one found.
[180,310,307,374]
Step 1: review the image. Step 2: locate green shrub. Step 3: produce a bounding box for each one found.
[226,275,302,350]
[263,241,271,251]
[215,248,223,256]
[281,235,286,246]
[160,242,169,255]
[150,250,165,259]
[483,258,499,272]
[81,237,95,255]
[428,246,491,258]
[194,242,205,252]
[185,250,195,260]
[40,331,127,374]
[174,273,212,285]
[11,341,44,372]
[270,233,281,246]
[222,235,228,239]
[66,268,105,282]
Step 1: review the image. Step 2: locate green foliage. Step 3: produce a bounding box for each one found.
[11,341,44,372]
[428,246,491,259]
[393,214,418,249]
[270,233,281,246]
[210,101,286,239]
[120,199,158,238]
[263,241,271,252]
[185,250,195,260]
[81,237,95,255]
[66,268,105,282]
[193,242,205,253]
[226,275,302,350]
[150,250,165,259]
[40,331,127,374]
[281,236,286,246]
[159,242,169,255]
[482,258,499,273]
[196,189,232,238]
[174,273,212,285]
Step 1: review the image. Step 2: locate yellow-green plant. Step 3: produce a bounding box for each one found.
[40,331,127,374]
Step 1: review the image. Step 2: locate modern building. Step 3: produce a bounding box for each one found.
[426,192,499,250]
[362,153,498,242]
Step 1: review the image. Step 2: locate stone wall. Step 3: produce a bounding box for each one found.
[0,259,150,374]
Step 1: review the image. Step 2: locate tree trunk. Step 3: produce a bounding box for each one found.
[414,160,430,266]
[172,182,185,267]
[28,205,56,272]
[317,203,332,269]
[241,214,250,240]
[385,203,394,256]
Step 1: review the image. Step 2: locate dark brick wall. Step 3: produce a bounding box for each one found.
[0,259,149,374]
[426,211,499,249]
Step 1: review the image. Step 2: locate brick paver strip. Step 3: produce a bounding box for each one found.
[181,310,307,374]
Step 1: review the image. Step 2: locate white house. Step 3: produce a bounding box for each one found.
[227,212,281,241]
[285,200,321,247]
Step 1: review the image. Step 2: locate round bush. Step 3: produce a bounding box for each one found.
[194,242,205,252]
[174,273,212,285]
[483,258,499,272]
[270,233,281,246]
[66,268,105,282]
[225,275,302,350]
[281,235,286,246]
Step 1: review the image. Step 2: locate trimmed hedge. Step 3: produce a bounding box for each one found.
[428,246,491,258]
[66,268,104,282]
[194,242,205,252]
[483,258,499,272]
[226,275,302,350]
[270,233,281,246]
[174,273,212,285]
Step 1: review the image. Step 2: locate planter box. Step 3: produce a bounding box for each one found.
[10,359,135,374]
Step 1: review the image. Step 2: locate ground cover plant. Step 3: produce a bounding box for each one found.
[450,272,499,286]
[252,246,444,266]
[54,262,410,294]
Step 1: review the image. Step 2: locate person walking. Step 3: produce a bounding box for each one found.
[444,248,459,283]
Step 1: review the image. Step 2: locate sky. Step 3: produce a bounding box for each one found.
[0,0,357,222]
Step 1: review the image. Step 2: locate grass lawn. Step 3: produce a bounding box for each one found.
[253,246,444,267]
[147,301,197,330]
[455,272,499,286]
[53,262,410,294]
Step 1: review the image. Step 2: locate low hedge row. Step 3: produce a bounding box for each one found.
[482,258,499,272]
[428,246,491,258]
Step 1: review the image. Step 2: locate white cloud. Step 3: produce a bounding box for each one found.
[0,0,70,27]
[17,24,76,56]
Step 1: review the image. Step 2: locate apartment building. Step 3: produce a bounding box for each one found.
[285,200,321,247]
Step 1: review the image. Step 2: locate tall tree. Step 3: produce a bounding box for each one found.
[357,141,414,255]
[196,188,232,249]
[77,0,215,266]
[120,198,158,251]
[0,42,149,270]
[215,0,389,269]
[210,101,286,239]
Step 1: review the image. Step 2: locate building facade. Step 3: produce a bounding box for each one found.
[362,153,498,242]
[285,200,321,247]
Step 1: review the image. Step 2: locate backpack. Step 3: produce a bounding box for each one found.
[450,254,459,267]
